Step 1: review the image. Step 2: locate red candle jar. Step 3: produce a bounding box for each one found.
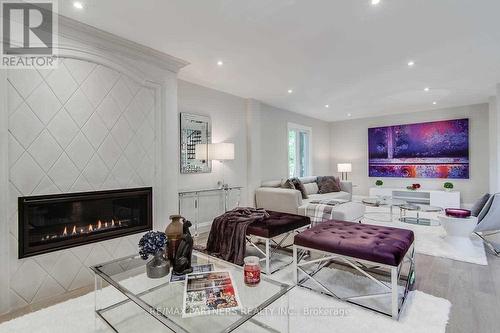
[244,256,261,286]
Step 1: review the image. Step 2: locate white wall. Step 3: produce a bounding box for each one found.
[257,102,331,181]
[0,17,184,314]
[330,104,490,205]
[489,97,498,193]
[177,80,249,205]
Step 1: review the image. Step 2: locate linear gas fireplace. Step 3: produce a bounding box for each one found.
[18,187,152,258]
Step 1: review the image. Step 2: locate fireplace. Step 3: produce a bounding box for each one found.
[18,187,152,258]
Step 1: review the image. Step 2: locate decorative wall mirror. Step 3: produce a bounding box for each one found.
[180,113,212,173]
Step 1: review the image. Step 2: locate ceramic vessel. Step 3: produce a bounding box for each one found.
[165,215,184,261]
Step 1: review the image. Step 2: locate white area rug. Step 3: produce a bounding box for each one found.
[0,262,451,333]
[362,205,487,265]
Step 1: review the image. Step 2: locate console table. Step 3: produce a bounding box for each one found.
[178,186,242,236]
[369,187,460,209]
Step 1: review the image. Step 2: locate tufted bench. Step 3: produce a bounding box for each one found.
[246,211,311,274]
[293,220,415,319]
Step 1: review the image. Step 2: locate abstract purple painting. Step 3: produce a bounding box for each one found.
[368,118,469,179]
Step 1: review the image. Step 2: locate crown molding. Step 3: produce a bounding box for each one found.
[58,15,189,74]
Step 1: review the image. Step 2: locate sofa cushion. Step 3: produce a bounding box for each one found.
[261,180,282,188]
[303,182,319,195]
[294,220,414,266]
[247,210,311,238]
[317,176,341,194]
[303,191,351,203]
[299,176,318,184]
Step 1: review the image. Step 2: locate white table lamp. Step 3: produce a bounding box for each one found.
[195,142,235,188]
[337,163,352,180]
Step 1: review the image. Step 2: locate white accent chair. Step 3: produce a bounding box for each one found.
[474,193,500,256]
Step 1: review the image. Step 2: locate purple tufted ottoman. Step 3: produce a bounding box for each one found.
[246,211,311,274]
[293,220,415,319]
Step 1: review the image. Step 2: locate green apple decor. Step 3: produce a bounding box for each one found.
[375,180,383,187]
[443,182,454,192]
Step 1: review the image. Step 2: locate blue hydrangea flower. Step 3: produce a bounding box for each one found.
[138,231,167,260]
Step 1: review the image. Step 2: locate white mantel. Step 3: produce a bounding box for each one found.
[0,15,187,315]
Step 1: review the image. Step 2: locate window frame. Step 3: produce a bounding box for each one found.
[287,122,313,178]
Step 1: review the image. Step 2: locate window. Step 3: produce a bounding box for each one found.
[288,123,311,178]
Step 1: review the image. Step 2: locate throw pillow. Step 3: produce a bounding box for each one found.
[290,178,308,199]
[303,182,319,196]
[316,176,341,194]
[281,178,295,189]
[471,193,491,217]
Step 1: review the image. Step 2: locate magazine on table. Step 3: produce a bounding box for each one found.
[170,264,215,283]
[182,271,242,318]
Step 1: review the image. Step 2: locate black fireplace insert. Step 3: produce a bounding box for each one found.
[18,187,152,258]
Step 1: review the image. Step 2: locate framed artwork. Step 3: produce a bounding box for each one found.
[368,118,469,179]
[180,113,211,174]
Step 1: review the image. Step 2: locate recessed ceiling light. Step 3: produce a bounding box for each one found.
[287,89,293,94]
[432,101,437,105]
[217,60,223,66]
[325,104,329,108]
[424,87,430,92]
[407,60,415,67]
[371,0,381,5]
[73,2,83,9]
[347,113,352,117]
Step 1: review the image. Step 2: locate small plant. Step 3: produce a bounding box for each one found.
[443,182,454,190]
[139,231,167,260]
[375,180,383,186]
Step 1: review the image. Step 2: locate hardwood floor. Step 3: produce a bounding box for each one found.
[1,234,499,332]
[415,252,500,333]
[199,232,500,332]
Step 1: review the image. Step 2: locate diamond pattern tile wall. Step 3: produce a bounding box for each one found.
[7,58,156,309]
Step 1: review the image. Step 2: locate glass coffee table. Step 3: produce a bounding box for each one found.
[362,196,407,222]
[92,251,292,332]
[399,204,443,226]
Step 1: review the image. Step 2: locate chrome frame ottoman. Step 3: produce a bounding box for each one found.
[292,220,415,319]
[246,211,311,275]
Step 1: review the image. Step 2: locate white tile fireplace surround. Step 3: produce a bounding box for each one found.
[0,16,187,314]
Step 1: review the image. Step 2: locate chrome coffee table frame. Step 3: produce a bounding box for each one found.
[399,204,442,226]
[92,251,293,333]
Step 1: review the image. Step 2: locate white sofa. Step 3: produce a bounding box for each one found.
[255,176,354,215]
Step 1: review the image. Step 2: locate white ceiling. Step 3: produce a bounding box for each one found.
[60,0,500,121]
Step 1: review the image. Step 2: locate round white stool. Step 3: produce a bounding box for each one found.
[438,214,478,238]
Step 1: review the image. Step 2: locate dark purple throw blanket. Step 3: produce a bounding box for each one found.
[206,207,270,265]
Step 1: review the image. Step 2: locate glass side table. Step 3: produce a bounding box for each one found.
[362,196,407,222]
[399,204,443,226]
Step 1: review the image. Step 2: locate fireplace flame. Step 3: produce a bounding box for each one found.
[97,220,102,229]
[63,226,68,236]
[89,224,94,232]
[104,222,108,228]
[111,219,115,227]
[72,225,77,235]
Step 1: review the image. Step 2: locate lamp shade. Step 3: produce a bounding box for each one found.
[337,163,352,173]
[195,143,234,161]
